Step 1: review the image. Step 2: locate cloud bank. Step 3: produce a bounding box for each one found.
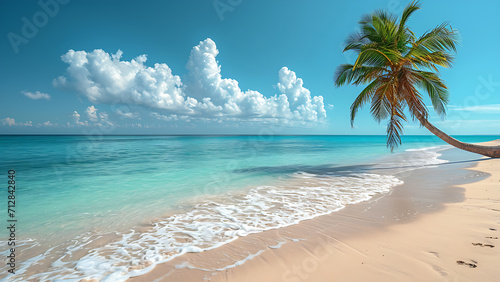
[54,38,326,124]
[23,91,51,100]
[72,106,113,127]
[449,104,500,113]
[1,117,16,126]
[1,117,33,127]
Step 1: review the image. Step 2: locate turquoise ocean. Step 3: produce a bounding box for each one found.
[0,135,498,281]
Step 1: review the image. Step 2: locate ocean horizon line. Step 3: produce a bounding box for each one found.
[1,134,499,137]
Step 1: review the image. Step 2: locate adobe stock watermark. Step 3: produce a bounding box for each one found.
[281,235,337,282]
[447,74,500,129]
[386,0,404,14]
[213,0,243,21]
[7,0,70,54]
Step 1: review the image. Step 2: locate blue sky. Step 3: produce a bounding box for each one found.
[1,0,499,135]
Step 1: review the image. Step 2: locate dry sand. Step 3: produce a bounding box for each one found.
[130,141,500,282]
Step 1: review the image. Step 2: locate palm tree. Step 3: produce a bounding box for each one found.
[334,1,500,158]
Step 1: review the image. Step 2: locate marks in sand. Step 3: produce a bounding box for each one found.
[471,242,495,248]
[456,260,477,268]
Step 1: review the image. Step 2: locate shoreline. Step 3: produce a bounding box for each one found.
[0,138,462,281]
[130,141,500,281]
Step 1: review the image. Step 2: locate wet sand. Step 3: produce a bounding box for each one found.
[129,141,500,281]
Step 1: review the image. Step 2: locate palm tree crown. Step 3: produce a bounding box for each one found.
[334,0,459,150]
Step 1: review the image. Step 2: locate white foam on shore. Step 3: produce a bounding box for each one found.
[268,241,287,249]
[370,145,451,174]
[404,145,451,167]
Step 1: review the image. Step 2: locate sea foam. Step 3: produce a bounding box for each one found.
[9,172,403,281]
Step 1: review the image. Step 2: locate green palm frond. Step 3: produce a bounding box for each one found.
[412,70,449,117]
[353,49,398,69]
[334,64,386,86]
[343,32,367,52]
[371,11,399,43]
[407,23,459,57]
[370,84,393,122]
[398,1,421,38]
[410,50,454,69]
[386,104,407,151]
[350,79,380,126]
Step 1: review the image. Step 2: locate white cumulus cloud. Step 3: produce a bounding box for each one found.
[85,105,98,121]
[1,117,16,126]
[22,91,51,100]
[116,109,139,119]
[72,107,112,127]
[0,118,33,127]
[54,49,186,112]
[54,38,326,124]
[151,112,190,122]
[72,111,86,126]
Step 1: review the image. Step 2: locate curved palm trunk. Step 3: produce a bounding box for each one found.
[416,114,500,158]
